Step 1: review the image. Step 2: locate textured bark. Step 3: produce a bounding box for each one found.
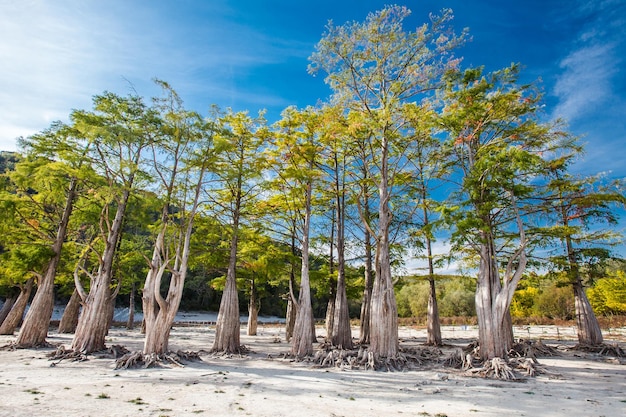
[331,268,352,349]
[284,233,298,342]
[574,281,603,345]
[17,177,78,347]
[358,225,373,344]
[247,280,259,336]
[71,189,130,353]
[369,136,399,358]
[212,194,242,353]
[142,170,203,355]
[330,186,352,349]
[0,278,35,335]
[426,277,442,346]
[325,221,336,339]
[291,180,315,357]
[0,295,17,327]
[475,229,524,360]
[58,289,81,333]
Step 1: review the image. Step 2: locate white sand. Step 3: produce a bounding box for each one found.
[0,325,624,417]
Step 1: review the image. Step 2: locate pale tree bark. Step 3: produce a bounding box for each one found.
[425,234,442,346]
[71,189,131,353]
[247,280,259,336]
[0,295,17,327]
[330,179,352,349]
[324,222,336,340]
[284,231,297,342]
[574,282,603,345]
[17,177,78,347]
[358,186,374,345]
[142,169,205,356]
[369,136,399,358]
[212,191,242,353]
[291,180,315,357]
[475,210,527,361]
[58,289,81,333]
[0,277,35,335]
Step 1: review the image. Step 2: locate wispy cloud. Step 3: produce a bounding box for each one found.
[551,0,625,122]
[0,1,308,151]
[552,43,617,121]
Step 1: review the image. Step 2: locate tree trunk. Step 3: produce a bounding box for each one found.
[71,189,130,353]
[426,277,442,346]
[573,280,603,345]
[212,195,242,353]
[0,295,17,327]
[475,237,520,360]
[247,280,259,336]
[325,218,336,339]
[285,232,298,342]
[0,278,35,335]
[17,176,78,347]
[127,282,135,330]
[58,289,81,333]
[330,187,352,349]
[331,266,352,349]
[291,180,315,357]
[369,136,399,358]
[358,226,373,344]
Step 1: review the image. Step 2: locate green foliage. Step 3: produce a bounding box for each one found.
[587,272,626,315]
[395,277,475,318]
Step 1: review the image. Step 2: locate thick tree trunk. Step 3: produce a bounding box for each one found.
[247,280,258,336]
[369,137,399,358]
[0,279,35,335]
[58,289,81,333]
[475,234,523,360]
[0,295,17,327]
[212,199,242,353]
[71,189,130,353]
[331,267,352,349]
[17,177,78,347]
[573,281,603,345]
[291,180,314,358]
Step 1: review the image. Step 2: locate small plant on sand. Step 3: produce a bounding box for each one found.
[97,393,110,399]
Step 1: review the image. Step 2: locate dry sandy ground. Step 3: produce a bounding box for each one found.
[0,324,625,417]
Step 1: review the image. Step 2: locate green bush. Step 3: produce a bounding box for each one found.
[534,284,574,320]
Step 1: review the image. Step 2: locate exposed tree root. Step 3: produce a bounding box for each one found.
[571,343,625,357]
[306,345,443,371]
[1,341,56,351]
[508,339,559,361]
[47,346,89,365]
[207,345,252,359]
[115,350,204,369]
[444,341,554,380]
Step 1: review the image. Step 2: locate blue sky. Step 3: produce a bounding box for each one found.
[2,0,625,268]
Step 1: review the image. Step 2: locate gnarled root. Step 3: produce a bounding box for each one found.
[572,343,625,357]
[115,350,203,369]
[509,339,558,361]
[47,346,89,365]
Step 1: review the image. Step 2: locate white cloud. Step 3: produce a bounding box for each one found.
[0,1,307,151]
[552,43,616,122]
